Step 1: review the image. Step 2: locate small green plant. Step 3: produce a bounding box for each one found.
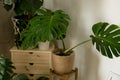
[20,8,70,49]
[0,52,15,80]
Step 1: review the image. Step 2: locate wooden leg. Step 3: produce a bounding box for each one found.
[50,69,54,80]
[50,75,54,80]
[50,68,78,80]
[60,75,69,80]
[75,68,78,80]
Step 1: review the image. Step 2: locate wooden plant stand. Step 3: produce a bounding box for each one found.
[10,46,52,80]
[50,68,78,80]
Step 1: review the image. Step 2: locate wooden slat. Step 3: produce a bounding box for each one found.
[15,74,49,80]
[27,74,49,80]
[11,52,51,63]
[10,46,53,52]
[13,63,50,74]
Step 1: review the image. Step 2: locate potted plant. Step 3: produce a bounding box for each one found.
[51,22,120,74]
[1,0,44,48]
[0,52,15,80]
[20,8,70,50]
[19,7,120,74]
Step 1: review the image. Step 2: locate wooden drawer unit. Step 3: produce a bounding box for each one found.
[10,46,52,79]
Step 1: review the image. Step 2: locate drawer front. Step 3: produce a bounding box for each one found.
[13,63,50,74]
[11,51,51,63]
[26,74,49,80]
[15,74,49,80]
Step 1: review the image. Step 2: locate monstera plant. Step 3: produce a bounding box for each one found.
[61,22,120,58]
[51,22,120,74]
[20,8,70,50]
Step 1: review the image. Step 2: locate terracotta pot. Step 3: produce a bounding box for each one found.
[52,49,75,74]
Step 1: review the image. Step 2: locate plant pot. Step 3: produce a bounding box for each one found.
[52,49,75,74]
[38,41,50,50]
[11,15,28,48]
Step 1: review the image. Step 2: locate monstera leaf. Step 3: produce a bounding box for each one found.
[20,8,70,49]
[90,22,120,58]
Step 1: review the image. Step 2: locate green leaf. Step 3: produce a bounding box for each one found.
[0,75,2,80]
[3,4,13,11]
[37,76,49,80]
[0,59,6,67]
[21,9,70,49]
[3,0,14,5]
[91,22,120,58]
[14,74,29,80]
[14,0,44,15]
[0,53,15,80]
[92,22,109,36]
[3,0,44,15]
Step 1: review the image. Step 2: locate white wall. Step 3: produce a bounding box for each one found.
[44,0,120,80]
[96,1,120,80]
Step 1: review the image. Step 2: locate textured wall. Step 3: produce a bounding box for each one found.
[0,2,14,58]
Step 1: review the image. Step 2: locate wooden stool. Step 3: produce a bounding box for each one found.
[50,68,78,80]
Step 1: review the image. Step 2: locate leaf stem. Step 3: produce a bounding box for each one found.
[62,38,66,50]
[64,39,92,54]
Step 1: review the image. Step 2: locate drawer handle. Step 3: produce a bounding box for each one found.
[29,63,34,65]
[29,74,34,77]
[29,52,33,54]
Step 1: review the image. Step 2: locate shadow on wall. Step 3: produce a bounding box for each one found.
[44,0,100,80]
[0,2,14,58]
[84,44,100,80]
